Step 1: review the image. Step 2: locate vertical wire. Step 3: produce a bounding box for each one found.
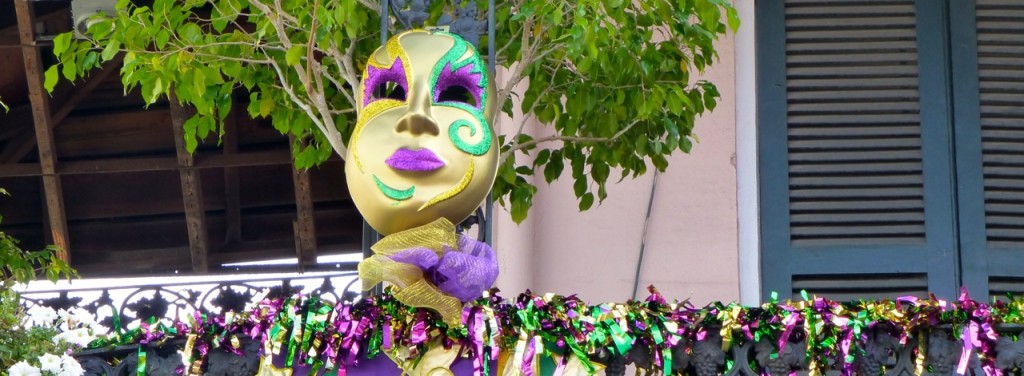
[362,0,391,295]
[631,171,659,300]
[380,0,389,42]
[484,0,496,246]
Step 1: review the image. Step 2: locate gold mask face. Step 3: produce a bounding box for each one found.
[345,30,498,235]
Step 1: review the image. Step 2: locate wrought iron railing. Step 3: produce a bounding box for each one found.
[18,271,361,376]
[20,277,1024,376]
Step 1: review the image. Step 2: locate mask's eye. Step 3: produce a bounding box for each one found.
[373,81,406,101]
[363,57,408,107]
[436,85,476,107]
[433,61,484,110]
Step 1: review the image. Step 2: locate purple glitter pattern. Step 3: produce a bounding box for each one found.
[387,235,498,303]
[433,62,484,111]
[363,57,408,107]
[385,148,445,171]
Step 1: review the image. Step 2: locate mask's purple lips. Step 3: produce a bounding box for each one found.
[386,148,445,171]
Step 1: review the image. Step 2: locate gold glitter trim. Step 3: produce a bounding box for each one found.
[419,160,474,211]
[350,98,403,171]
[352,31,418,171]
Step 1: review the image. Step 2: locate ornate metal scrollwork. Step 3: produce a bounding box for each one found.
[78,356,114,376]
[996,330,1024,373]
[390,0,487,49]
[206,339,262,376]
[854,325,901,375]
[754,331,807,376]
[926,329,979,376]
[692,330,727,376]
[111,347,183,376]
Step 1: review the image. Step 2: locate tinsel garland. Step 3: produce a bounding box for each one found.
[83,286,1024,376]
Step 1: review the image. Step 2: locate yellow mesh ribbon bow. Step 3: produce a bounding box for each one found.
[358,218,465,326]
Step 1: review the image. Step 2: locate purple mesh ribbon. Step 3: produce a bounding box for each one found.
[388,235,498,303]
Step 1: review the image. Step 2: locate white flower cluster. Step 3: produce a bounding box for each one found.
[6,354,84,376]
[22,306,106,348]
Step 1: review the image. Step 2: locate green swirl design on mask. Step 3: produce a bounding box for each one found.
[447,113,491,156]
[429,32,492,156]
[373,175,415,201]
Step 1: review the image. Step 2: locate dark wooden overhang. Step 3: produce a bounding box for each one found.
[0,0,362,277]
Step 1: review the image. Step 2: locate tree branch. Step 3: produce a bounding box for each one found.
[501,119,642,159]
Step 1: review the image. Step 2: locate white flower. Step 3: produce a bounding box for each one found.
[53,328,95,347]
[37,353,62,373]
[68,308,95,326]
[25,306,58,327]
[57,355,84,376]
[8,361,41,376]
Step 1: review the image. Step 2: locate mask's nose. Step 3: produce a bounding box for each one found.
[395,91,439,136]
[395,112,439,136]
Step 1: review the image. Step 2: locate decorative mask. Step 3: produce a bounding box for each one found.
[346,30,498,236]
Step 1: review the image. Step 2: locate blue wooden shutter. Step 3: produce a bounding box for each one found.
[953,0,1024,301]
[758,0,959,301]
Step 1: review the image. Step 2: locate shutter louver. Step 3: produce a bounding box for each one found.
[977,0,1024,249]
[784,0,925,247]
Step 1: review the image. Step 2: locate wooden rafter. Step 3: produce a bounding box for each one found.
[169,97,209,273]
[0,149,303,177]
[290,137,317,269]
[223,108,242,244]
[0,7,68,47]
[15,0,70,262]
[2,54,125,164]
[51,54,124,125]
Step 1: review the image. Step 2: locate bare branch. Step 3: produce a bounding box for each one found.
[358,0,381,13]
[501,119,643,159]
[267,57,347,156]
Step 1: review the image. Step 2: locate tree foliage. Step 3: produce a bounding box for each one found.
[49,0,738,223]
[0,190,76,290]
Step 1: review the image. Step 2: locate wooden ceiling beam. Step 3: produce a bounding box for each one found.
[16,0,70,263]
[290,137,317,269]
[223,107,242,244]
[0,149,311,177]
[0,54,125,165]
[51,53,124,126]
[169,97,209,273]
[0,7,68,46]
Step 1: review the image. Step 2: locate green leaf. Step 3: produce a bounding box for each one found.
[183,115,203,152]
[61,54,78,81]
[156,29,171,49]
[286,45,306,66]
[533,149,551,167]
[52,33,71,57]
[259,96,275,117]
[178,22,203,43]
[544,153,563,183]
[573,177,587,197]
[510,187,531,223]
[592,163,610,184]
[726,5,741,32]
[81,51,99,70]
[101,39,121,61]
[578,192,594,211]
[500,163,517,184]
[43,65,59,92]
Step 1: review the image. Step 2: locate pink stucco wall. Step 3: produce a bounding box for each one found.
[492,34,739,305]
